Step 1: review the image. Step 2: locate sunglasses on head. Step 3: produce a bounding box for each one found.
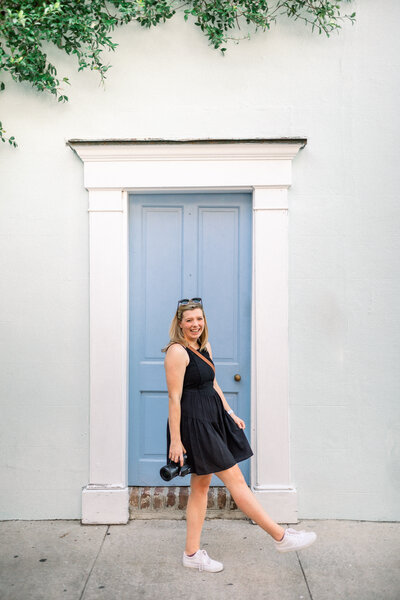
[177,297,203,311]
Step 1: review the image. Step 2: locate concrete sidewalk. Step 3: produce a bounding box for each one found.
[0,519,399,600]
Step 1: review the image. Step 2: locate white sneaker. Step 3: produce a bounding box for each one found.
[274,527,317,553]
[182,549,224,572]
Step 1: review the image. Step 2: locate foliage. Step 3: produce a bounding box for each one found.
[0,0,356,146]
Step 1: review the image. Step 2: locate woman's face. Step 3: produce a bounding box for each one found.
[179,308,205,344]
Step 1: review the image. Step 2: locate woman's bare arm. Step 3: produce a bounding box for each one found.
[164,343,189,465]
[206,342,246,430]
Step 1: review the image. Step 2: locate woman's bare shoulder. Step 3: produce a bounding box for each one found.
[165,343,189,363]
[166,342,186,353]
[205,341,213,357]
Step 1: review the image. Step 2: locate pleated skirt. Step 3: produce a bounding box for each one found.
[167,382,253,476]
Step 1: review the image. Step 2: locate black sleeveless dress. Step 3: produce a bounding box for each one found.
[167,346,253,475]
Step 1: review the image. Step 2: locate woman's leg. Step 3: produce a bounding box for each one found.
[216,464,285,541]
[185,472,213,555]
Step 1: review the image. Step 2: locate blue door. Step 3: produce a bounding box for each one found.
[128,192,252,485]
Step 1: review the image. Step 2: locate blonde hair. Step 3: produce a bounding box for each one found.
[162,301,209,353]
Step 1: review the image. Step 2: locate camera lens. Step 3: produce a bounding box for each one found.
[160,462,181,481]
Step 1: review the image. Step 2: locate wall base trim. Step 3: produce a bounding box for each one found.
[81,486,129,524]
[252,488,299,523]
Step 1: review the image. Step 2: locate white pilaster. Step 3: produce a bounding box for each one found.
[81,190,129,524]
[251,187,297,522]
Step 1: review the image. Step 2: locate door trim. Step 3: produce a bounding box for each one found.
[69,139,307,524]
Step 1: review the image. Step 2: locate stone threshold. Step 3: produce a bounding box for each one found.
[129,486,248,520]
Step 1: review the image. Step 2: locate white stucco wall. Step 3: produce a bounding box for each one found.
[1,0,399,520]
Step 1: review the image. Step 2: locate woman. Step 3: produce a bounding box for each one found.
[163,298,316,572]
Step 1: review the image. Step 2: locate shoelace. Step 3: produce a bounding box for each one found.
[286,528,305,534]
[277,527,306,541]
[198,549,210,571]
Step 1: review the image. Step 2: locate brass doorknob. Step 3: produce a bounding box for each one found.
[234,374,241,382]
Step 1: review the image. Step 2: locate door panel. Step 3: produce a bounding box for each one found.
[198,207,238,357]
[129,192,252,485]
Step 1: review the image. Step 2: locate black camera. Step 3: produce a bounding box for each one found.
[160,454,192,481]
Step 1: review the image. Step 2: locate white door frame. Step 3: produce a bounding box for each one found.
[68,139,306,524]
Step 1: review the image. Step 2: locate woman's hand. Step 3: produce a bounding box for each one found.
[232,414,245,429]
[169,440,187,466]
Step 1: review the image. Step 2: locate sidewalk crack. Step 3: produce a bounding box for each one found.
[296,552,314,600]
[79,525,110,600]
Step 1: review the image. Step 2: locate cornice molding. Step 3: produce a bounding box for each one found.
[67,139,307,163]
